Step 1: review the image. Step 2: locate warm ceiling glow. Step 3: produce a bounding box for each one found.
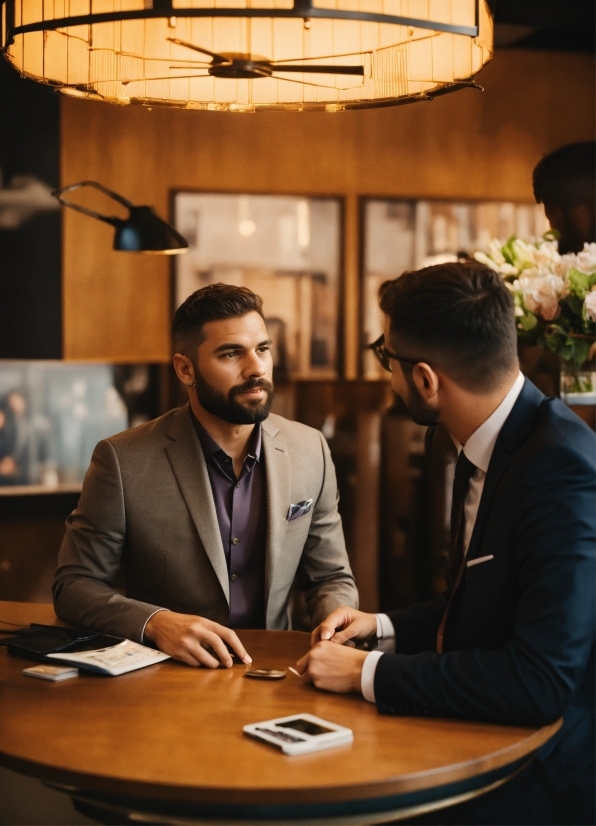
[2,0,493,111]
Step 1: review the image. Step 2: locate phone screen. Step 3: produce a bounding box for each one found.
[277,718,335,736]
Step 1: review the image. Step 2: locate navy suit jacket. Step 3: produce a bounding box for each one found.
[375,378,595,790]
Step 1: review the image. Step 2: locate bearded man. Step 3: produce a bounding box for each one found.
[53,284,357,667]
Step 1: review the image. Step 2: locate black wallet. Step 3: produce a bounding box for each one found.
[0,624,123,660]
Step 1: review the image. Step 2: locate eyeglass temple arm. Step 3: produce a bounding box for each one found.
[364,334,385,350]
[52,181,135,226]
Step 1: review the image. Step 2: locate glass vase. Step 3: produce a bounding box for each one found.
[560,360,596,405]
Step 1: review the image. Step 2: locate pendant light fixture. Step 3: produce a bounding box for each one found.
[1,0,493,111]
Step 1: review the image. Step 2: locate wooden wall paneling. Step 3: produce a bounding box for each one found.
[60,50,595,363]
[343,194,360,379]
[0,520,66,602]
[352,412,381,612]
[379,413,430,611]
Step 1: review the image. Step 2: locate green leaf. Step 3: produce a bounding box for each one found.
[518,314,538,331]
[568,268,591,300]
[502,237,516,266]
[573,338,592,369]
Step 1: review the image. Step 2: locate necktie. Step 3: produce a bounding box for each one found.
[436,449,476,653]
[449,450,477,575]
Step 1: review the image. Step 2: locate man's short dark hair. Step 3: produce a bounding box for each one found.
[173,283,264,355]
[379,262,518,392]
[533,142,595,209]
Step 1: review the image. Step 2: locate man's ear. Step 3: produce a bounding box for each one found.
[411,362,439,399]
[172,353,196,387]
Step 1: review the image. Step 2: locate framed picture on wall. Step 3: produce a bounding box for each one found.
[361,199,549,379]
[173,192,343,380]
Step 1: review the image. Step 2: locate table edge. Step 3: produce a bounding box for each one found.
[0,719,562,805]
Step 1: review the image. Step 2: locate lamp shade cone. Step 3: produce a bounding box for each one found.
[114,207,189,254]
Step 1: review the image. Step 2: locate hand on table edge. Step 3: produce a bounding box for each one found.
[295,640,369,694]
[144,610,252,668]
[311,606,378,647]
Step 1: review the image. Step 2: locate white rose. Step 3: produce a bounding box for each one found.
[486,239,506,265]
[553,259,571,280]
[519,275,562,322]
[574,243,596,275]
[584,288,596,323]
[474,251,501,272]
[534,242,560,267]
[511,239,535,270]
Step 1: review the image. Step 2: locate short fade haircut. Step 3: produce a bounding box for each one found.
[379,261,518,392]
[172,283,264,355]
[533,142,595,209]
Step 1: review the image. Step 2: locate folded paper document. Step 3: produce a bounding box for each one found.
[47,639,170,676]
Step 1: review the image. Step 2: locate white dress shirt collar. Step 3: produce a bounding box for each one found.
[456,372,525,473]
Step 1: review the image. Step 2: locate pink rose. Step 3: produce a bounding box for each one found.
[585,289,596,323]
[519,275,562,322]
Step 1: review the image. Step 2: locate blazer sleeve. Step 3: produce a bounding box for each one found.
[294,432,359,626]
[52,438,164,642]
[385,594,448,655]
[374,442,596,727]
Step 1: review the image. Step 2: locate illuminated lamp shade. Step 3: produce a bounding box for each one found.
[53,181,189,254]
[1,0,493,111]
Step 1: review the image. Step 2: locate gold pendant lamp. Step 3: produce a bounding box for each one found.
[1,0,493,111]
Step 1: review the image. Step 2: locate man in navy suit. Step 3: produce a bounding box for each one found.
[296,262,595,825]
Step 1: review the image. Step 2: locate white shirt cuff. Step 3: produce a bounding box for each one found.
[141,608,169,643]
[376,613,396,653]
[361,650,384,703]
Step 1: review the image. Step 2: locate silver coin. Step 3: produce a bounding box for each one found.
[244,668,287,680]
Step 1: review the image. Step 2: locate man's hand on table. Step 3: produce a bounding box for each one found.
[294,607,378,694]
[310,607,377,646]
[144,611,252,668]
[295,641,368,693]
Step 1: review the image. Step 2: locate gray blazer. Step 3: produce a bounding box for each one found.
[53,405,358,641]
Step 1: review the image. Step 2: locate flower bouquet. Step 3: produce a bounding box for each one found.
[474,235,596,395]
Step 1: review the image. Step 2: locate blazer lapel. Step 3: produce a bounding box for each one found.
[261,418,291,625]
[466,379,544,562]
[164,404,230,604]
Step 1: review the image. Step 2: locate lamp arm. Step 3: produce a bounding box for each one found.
[52,180,136,226]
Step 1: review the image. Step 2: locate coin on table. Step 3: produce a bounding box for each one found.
[244,668,286,680]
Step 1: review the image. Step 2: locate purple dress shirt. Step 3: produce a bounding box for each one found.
[191,412,267,628]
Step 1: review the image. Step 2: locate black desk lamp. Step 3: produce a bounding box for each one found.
[53,181,188,255]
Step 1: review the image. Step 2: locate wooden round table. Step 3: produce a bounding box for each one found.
[0,602,561,825]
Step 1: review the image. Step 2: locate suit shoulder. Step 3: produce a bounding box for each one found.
[265,413,325,445]
[533,397,596,455]
[518,398,596,483]
[102,406,183,450]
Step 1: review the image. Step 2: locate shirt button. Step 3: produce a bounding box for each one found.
[231,574,238,581]
[232,537,239,545]
[235,484,239,489]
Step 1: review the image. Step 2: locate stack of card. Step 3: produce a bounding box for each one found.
[23,664,79,682]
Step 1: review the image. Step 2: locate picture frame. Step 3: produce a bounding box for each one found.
[360,198,549,378]
[173,191,343,380]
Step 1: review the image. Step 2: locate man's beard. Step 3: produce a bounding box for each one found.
[401,370,439,427]
[193,368,274,425]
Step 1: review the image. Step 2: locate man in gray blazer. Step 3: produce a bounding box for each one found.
[53,284,357,668]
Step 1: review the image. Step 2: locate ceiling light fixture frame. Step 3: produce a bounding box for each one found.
[1,0,492,110]
[3,0,480,41]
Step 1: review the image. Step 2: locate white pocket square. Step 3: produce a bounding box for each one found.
[466,554,494,568]
[287,499,313,521]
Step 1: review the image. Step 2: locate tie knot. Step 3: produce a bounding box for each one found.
[454,450,476,490]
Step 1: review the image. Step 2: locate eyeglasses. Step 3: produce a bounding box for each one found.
[367,335,426,373]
